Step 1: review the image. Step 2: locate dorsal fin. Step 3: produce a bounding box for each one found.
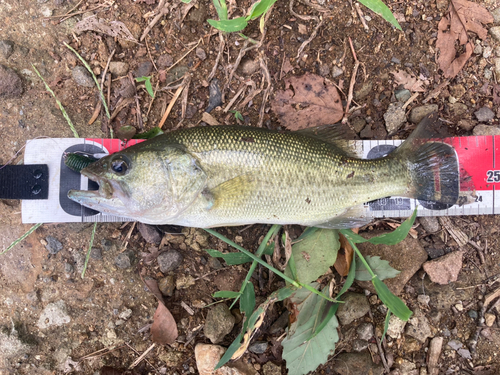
[296,124,362,158]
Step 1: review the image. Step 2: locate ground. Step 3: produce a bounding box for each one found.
[1,0,500,374]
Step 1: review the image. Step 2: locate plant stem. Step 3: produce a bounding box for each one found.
[1,223,43,255]
[347,236,377,279]
[205,227,300,287]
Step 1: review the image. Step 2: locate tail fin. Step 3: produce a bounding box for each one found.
[392,113,459,205]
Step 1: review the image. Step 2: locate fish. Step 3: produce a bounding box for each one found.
[68,113,459,228]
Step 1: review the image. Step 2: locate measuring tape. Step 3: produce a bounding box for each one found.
[18,135,499,223]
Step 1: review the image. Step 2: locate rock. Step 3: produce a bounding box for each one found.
[135,61,153,78]
[0,40,14,59]
[409,104,438,124]
[457,348,472,360]
[262,362,281,375]
[45,236,63,255]
[457,119,475,131]
[159,350,183,367]
[352,339,369,352]
[485,313,496,327]
[387,314,406,339]
[449,102,468,117]
[109,61,129,77]
[406,311,432,343]
[333,352,384,375]
[490,26,500,42]
[423,251,463,285]
[331,66,344,78]
[356,232,428,295]
[474,44,483,55]
[336,293,370,325]
[0,327,28,364]
[428,337,443,375]
[248,341,268,354]
[37,300,71,329]
[360,124,374,138]
[239,58,260,76]
[473,124,500,136]
[0,64,23,97]
[158,275,175,297]
[490,7,500,24]
[269,311,289,334]
[483,46,493,59]
[176,274,195,289]
[351,117,367,133]
[357,323,374,340]
[195,344,256,375]
[71,66,94,87]
[101,239,115,251]
[157,250,183,273]
[475,107,495,122]
[468,310,478,320]
[355,82,373,100]
[64,262,74,273]
[206,78,222,113]
[417,295,430,306]
[493,58,500,80]
[207,257,223,270]
[450,84,465,99]
[204,304,235,344]
[318,63,330,77]
[137,223,161,244]
[90,247,102,260]
[395,89,411,102]
[384,102,407,134]
[196,47,207,61]
[419,217,441,234]
[397,359,416,375]
[114,252,133,269]
[188,2,207,23]
[157,54,173,68]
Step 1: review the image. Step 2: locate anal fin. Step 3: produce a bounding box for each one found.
[314,204,373,229]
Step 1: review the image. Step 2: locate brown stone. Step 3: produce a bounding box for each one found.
[423,251,463,285]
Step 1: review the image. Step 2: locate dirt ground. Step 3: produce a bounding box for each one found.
[1,0,500,374]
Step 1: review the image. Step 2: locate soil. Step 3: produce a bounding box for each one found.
[1,0,500,374]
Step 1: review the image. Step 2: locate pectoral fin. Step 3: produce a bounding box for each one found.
[210,174,257,209]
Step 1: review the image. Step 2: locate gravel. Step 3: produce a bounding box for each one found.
[384,102,406,134]
[474,106,495,122]
[419,216,441,234]
[71,66,94,87]
[204,304,235,344]
[0,64,23,97]
[45,236,63,255]
[157,250,183,273]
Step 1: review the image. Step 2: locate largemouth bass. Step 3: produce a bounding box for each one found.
[68,114,459,228]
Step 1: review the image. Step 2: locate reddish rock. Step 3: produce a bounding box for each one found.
[423,251,463,285]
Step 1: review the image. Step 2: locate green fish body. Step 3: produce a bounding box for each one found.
[68,117,458,228]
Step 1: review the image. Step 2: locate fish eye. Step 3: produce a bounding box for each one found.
[110,155,130,175]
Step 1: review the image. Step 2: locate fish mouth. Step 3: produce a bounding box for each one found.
[67,169,114,204]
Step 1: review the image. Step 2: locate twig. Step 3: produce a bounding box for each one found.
[121,222,136,253]
[47,0,83,19]
[368,309,390,373]
[296,17,324,60]
[81,223,97,279]
[208,32,225,81]
[402,92,419,110]
[166,38,202,73]
[224,83,246,113]
[289,0,318,21]
[127,342,157,370]
[158,76,186,129]
[129,72,143,130]
[342,37,359,127]
[258,57,272,128]
[354,3,369,32]
[141,0,170,41]
[468,240,486,265]
[89,48,115,126]
[145,38,158,72]
[146,80,160,118]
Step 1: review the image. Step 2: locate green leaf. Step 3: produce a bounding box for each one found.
[204,248,252,265]
[212,0,228,20]
[355,255,400,281]
[357,0,402,30]
[282,283,339,375]
[247,0,277,20]
[215,333,242,370]
[285,229,340,284]
[372,277,412,321]
[213,291,241,299]
[240,281,256,331]
[207,17,247,32]
[135,76,154,98]
[337,252,356,299]
[340,208,417,246]
[181,0,192,3]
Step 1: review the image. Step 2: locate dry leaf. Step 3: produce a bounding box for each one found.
[151,302,178,345]
[271,73,343,130]
[391,70,426,92]
[201,112,220,125]
[73,16,138,43]
[333,233,354,277]
[493,84,500,106]
[436,0,493,78]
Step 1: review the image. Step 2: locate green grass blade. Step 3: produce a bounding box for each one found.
[357,0,402,30]
[32,65,79,138]
[207,17,248,32]
[213,291,241,298]
[240,281,256,331]
[381,309,391,344]
[1,223,43,255]
[64,42,111,118]
[212,0,228,20]
[247,0,277,20]
[215,333,242,370]
[372,276,412,320]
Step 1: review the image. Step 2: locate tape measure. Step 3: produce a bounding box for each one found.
[18,135,499,224]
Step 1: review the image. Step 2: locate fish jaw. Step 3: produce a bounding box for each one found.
[67,168,130,217]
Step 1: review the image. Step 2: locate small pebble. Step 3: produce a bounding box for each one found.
[101,239,114,251]
[395,89,411,102]
[45,236,63,255]
[356,323,374,340]
[417,295,430,306]
[248,341,268,354]
[485,313,496,327]
[318,64,330,77]
[90,247,102,260]
[115,253,132,269]
[64,262,74,273]
[352,339,369,352]
[331,66,343,78]
[135,61,153,77]
[195,47,207,61]
[157,250,183,274]
[475,107,495,122]
[108,61,129,77]
[455,303,464,312]
[391,57,401,64]
[0,40,14,59]
[71,66,94,88]
[158,275,176,297]
[119,308,133,320]
[468,310,478,320]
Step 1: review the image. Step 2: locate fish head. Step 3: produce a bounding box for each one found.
[68,145,207,224]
